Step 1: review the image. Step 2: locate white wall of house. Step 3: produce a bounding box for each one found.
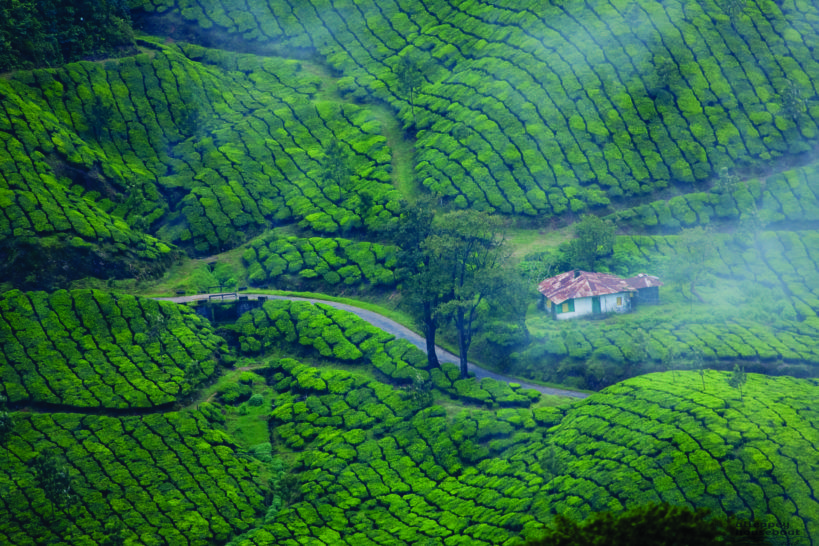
[600,292,631,314]
[553,292,631,319]
[555,296,593,320]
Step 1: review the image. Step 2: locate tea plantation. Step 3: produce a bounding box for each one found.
[231,299,540,406]
[4,0,819,544]
[1,37,399,285]
[131,0,819,214]
[515,224,819,389]
[0,410,268,545]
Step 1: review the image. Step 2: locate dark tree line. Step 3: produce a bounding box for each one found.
[526,502,769,546]
[0,0,135,72]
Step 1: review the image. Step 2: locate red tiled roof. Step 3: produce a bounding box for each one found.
[624,273,664,289]
[537,270,633,304]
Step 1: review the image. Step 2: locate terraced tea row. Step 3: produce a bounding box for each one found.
[0,289,225,408]
[242,234,400,288]
[232,299,540,406]
[132,0,819,215]
[2,40,399,261]
[0,411,267,546]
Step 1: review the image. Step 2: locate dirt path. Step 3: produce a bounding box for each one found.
[153,293,589,399]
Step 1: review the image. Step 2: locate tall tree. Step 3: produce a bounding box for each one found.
[29,451,74,517]
[667,226,717,304]
[728,364,747,401]
[567,214,615,271]
[691,350,707,391]
[388,199,441,369]
[426,210,511,378]
[320,139,354,198]
[781,80,807,123]
[395,55,424,128]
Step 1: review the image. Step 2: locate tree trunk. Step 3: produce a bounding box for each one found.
[689,281,705,303]
[456,310,469,379]
[422,301,439,369]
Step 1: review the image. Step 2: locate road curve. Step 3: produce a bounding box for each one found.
[153,293,589,399]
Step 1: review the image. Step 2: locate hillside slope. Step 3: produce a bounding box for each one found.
[131,0,819,215]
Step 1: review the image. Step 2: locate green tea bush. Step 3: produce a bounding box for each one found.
[0,411,267,545]
[0,289,224,408]
[242,234,400,289]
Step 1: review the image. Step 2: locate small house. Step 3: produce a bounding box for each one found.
[537,270,663,320]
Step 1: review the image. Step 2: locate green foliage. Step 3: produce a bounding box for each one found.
[128,0,819,216]
[727,364,747,401]
[566,214,615,271]
[0,0,136,72]
[28,450,73,517]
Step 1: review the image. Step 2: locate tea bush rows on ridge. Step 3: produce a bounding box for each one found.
[544,371,819,544]
[2,40,399,257]
[0,410,267,546]
[242,233,401,288]
[232,299,537,407]
[228,357,565,545]
[131,0,819,215]
[226,363,818,545]
[0,289,225,408]
[0,87,175,286]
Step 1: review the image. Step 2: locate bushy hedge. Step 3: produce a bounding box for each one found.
[130,0,819,217]
[226,362,819,545]
[0,410,267,545]
[0,289,225,408]
[544,371,819,543]
[242,234,400,288]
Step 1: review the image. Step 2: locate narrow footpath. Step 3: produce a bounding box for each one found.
[153,293,589,399]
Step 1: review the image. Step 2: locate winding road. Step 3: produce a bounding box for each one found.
[152,293,589,399]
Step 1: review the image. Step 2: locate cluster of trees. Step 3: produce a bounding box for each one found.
[0,0,136,71]
[388,202,527,378]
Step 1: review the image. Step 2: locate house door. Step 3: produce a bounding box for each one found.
[592,296,601,314]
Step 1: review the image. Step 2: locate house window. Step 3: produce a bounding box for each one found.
[617,296,622,306]
[558,300,574,313]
